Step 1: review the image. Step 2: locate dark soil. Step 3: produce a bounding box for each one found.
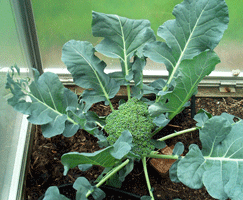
[25,97,243,200]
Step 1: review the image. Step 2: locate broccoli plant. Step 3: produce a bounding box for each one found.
[6,0,243,199]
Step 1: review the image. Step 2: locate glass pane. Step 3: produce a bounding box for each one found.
[0,0,31,199]
[31,0,181,71]
[215,0,243,72]
[0,1,28,69]
[32,0,243,73]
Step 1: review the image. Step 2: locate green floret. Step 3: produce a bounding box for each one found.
[104,98,156,157]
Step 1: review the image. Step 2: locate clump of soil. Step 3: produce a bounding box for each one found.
[25,97,243,200]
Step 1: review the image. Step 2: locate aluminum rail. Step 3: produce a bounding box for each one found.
[11,0,43,74]
[44,68,243,97]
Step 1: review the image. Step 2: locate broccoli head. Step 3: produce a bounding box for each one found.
[104,98,156,157]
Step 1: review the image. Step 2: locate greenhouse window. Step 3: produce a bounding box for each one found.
[31,0,243,96]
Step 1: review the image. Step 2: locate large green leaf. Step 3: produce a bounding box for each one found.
[177,114,243,200]
[62,147,116,176]
[62,40,120,105]
[145,0,228,119]
[92,11,155,81]
[149,50,220,118]
[144,0,229,75]
[5,67,83,138]
[62,131,133,175]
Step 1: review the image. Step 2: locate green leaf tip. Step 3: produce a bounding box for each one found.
[43,186,70,200]
[73,177,105,200]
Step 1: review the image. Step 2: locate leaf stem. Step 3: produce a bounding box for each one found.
[147,152,180,160]
[127,85,131,100]
[117,16,131,100]
[96,159,130,188]
[151,126,163,137]
[95,121,105,129]
[86,159,130,198]
[142,157,155,200]
[108,100,115,112]
[157,127,199,142]
[156,9,202,103]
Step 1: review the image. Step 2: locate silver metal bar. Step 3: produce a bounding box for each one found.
[6,1,42,199]
[44,68,243,88]
[43,68,243,97]
[10,0,43,74]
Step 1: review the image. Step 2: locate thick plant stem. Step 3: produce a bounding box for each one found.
[142,157,155,200]
[157,127,199,142]
[86,159,130,198]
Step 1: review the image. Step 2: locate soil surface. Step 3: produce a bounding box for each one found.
[25,97,243,200]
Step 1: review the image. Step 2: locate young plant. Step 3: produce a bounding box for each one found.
[6,0,243,199]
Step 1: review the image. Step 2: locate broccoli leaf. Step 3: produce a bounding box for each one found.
[169,159,181,183]
[153,114,170,127]
[62,131,133,175]
[177,114,243,200]
[78,164,93,171]
[145,0,229,118]
[92,11,155,83]
[62,147,117,176]
[74,177,105,200]
[5,68,84,138]
[173,142,184,156]
[144,0,229,75]
[62,40,120,105]
[149,50,220,118]
[43,186,70,200]
[131,56,146,97]
[193,109,213,128]
[111,130,133,159]
[5,67,106,138]
[148,79,167,95]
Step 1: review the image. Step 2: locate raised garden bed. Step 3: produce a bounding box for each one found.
[25,97,243,200]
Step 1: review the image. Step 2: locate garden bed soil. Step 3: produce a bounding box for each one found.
[25,97,243,200]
